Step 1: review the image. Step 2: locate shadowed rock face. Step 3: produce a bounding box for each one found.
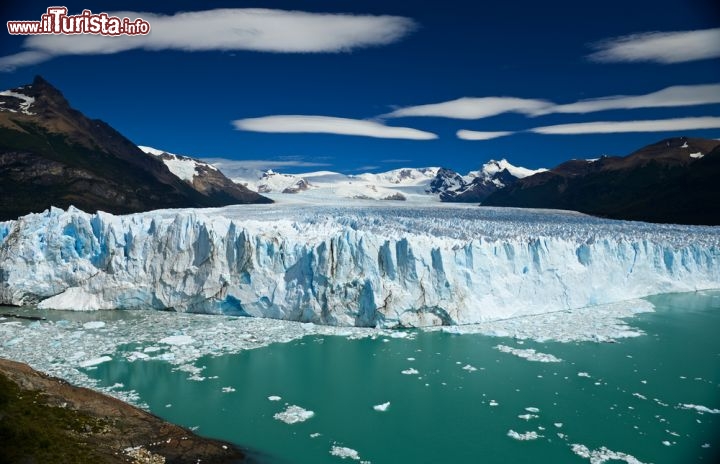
[482,137,720,225]
[0,76,270,221]
[427,161,537,202]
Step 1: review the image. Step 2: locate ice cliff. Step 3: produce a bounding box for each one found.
[1,205,718,327]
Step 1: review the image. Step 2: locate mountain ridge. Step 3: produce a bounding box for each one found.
[482,136,720,225]
[0,76,270,221]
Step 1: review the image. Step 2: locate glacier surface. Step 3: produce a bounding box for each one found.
[1,204,718,327]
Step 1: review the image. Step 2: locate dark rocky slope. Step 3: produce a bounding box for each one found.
[482,137,720,225]
[0,76,270,221]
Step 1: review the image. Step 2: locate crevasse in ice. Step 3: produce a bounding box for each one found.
[1,204,718,327]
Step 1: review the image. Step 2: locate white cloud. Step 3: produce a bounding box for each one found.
[203,157,330,175]
[0,8,416,70]
[530,116,720,135]
[456,129,513,140]
[383,97,552,119]
[533,84,720,115]
[233,115,437,140]
[587,28,720,64]
[386,83,720,121]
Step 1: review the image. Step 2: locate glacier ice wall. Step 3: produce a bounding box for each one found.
[1,205,718,327]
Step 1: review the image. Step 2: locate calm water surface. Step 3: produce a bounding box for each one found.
[88,291,720,463]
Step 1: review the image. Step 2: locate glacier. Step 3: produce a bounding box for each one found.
[0,204,718,327]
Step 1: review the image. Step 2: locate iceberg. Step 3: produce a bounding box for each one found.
[1,204,718,327]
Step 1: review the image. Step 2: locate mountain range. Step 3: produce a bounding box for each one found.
[226,161,543,203]
[0,76,269,221]
[1,77,717,225]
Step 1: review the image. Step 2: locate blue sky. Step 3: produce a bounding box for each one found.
[1,0,719,173]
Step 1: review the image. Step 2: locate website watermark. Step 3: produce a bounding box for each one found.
[7,7,151,36]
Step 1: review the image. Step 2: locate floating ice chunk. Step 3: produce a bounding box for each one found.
[554,423,563,428]
[79,356,112,367]
[489,400,499,406]
[82,321,106,329]
[702,443,711,448]
[126,351,149,362]
[462,364,477,372]
[407,357,416,361]
[525,407,540,413]
[274,405,315,424]
[518,414,539,421]
[221,386,236,393]
[578,372,591,378]
[689,152,704,159]
[310,433,322,438]
[159,335,194,345]
[401,368,419,375]
[373,401,391,412]
[632,393,647,400]
[330,445,361,460]
[495,345,562,362]
[507,430,541,441]
[268,395,282,401]
[678,404,720,414]
[571,444,647,464]
[143,346,163,353]
[662,441,671,446]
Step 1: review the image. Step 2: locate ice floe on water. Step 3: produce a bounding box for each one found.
[82,321,106,329]
[432,299,655,343]
[159,335,194,345]
[462,364,477,372]
[273,405,314,424]
[373,402,391,412]
[0,309,382,404]
[678,403,720,414]
[570,444,647,464]
[578,372,591,378]
[507,430,541,441]
[329,445,361,460]
[518,414,539,421]
[401,368,419,375]
[525,407,540,413]
[495,345,562,363]
[268,395,282,401]
[221,386,235,393]
[78,356,112,368]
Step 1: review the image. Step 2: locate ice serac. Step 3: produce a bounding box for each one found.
[1,206,719,327]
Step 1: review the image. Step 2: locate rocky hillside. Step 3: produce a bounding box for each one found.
[0,76,270,221]
[482,137,720,225]
[0,357,247,464]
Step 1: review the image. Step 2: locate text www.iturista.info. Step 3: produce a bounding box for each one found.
[7,7,150,36]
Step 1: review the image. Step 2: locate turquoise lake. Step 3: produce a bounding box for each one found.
[81,291,720,464]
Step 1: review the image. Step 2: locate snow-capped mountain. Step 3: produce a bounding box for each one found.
[428,159,547,202]
[137,145,270,204]
[256,170,311,194]
[230,167,441,201]
[139,146,218,182]
[222,161,544,204]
